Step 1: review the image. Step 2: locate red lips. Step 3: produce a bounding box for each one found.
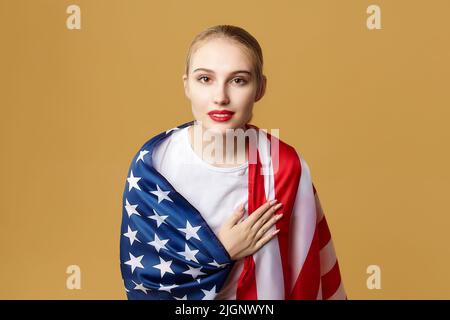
[207,110,235,122]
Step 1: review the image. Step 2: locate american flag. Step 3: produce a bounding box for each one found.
[120,121,346,300]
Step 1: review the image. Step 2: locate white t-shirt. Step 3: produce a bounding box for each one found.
[152,125,246,300]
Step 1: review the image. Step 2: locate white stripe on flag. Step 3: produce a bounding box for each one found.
[319,239,337,276]
[327,281,346,300]
[315,192,325,224]
[254,130,284,299]
[289,155,317,294]
[316,279,323,300]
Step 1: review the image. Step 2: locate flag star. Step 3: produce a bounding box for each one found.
[136,150,149,163]
[132,280,150,294]
[197,279,201,283]
[177,243,200,263]
[178,221,202,241]
[150,185,173,204]
[124,199,141,218]
[153,256,174,278]
[148,234,169,252]
[201,285,217,300]
[124,253,144,274]
[174,295,188,300]
[148,209,168,228]
[123,225,141,245]
[127,170,142,192]
[208,260,228,268]
[165,127,180,135]
[182,265,206,279]
[158,283,179,293]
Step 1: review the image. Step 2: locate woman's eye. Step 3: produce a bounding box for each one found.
[198,76,210,83]
[233,78,247,85]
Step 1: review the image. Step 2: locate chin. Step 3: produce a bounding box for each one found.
[204,125,229,136]
[206,121,246,135]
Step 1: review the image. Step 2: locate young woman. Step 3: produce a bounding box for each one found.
[120,25,346,300]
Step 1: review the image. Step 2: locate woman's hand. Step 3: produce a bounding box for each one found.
[217,200,284,261]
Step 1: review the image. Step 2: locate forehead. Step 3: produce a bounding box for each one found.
[190,38,253,73]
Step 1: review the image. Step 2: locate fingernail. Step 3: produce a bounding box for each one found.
[272,229,280,235]
[276,213,284,219]
[269,199,278,205]
[274,203,282,209]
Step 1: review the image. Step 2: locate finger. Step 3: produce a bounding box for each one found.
[254,212,284,242]
[243,199,277,227]
[225,203,246,228]
[254,229,281,251]
[251,202,283,232]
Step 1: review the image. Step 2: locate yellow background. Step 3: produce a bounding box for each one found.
[1,0,449,299]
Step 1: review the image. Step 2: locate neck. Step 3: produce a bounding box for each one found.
[188,123,249,168]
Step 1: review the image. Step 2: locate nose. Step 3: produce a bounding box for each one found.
[213,82,230,106]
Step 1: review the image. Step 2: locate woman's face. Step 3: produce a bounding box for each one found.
[183,38,265,135]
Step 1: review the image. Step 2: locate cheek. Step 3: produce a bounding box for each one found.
[189,84,210,102]
[233,84,257,102]
[190,101,213,124]
[233,90,256,111]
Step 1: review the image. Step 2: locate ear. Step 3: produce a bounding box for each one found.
[182,74,190,99]
[254,75,267,102]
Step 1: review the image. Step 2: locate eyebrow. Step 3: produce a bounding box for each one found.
[193,68,252,75]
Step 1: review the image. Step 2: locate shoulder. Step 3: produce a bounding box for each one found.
[135,125,188,159]
[264,129,315,184]
[264,130,303,172]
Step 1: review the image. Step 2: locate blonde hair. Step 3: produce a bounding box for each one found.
[184,25,265,97]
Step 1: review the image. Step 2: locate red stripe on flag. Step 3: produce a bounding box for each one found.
[236,145,266,299]
[289,227,321,299]
[318,217,331,250]
[321,261,342,300]
[235,256,258,300]
[266,131,301,298]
